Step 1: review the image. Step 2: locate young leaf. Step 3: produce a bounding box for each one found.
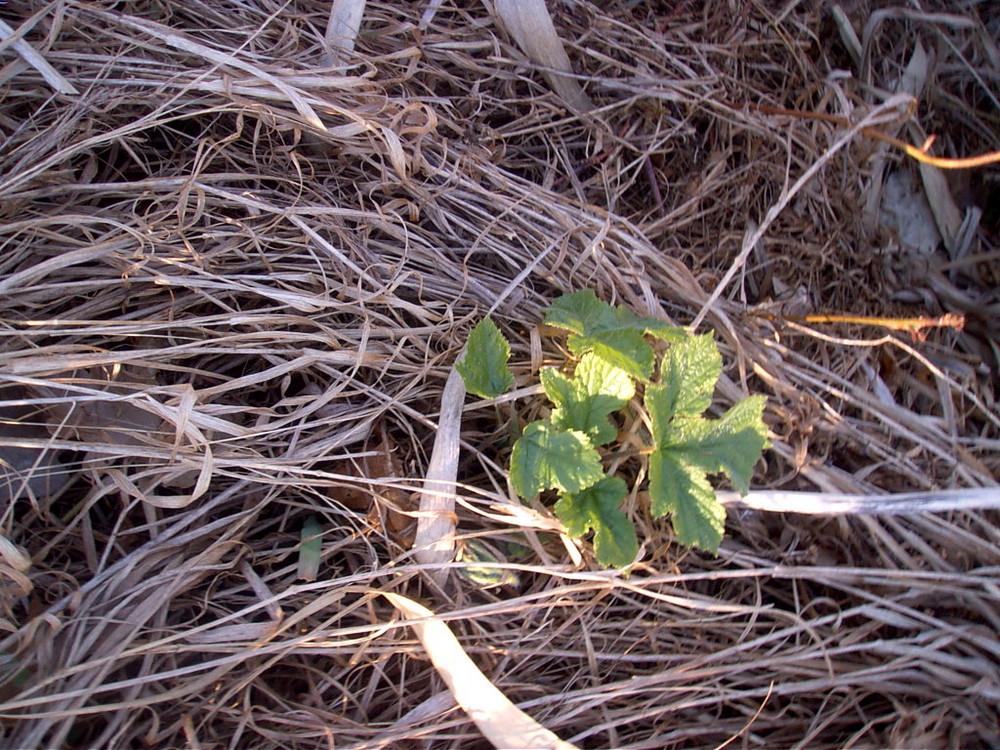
[541,352,634,445]
[456,317,515,399]
[543,289,617,336]
[632,316,688,344]
[544,290,655,380]
[645,329,768,554]
[649,333,722,427]
[647,395,768,552]
[648,449,726,551]
[567,329,653,381]
[659,396,769,494]
[510,420,603,499]
[554,476,637,568]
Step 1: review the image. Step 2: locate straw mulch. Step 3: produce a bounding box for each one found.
[1,1,998,748]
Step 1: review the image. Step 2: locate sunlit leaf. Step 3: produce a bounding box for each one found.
[648,449,726,551]
[542,353,633,445]
[505,292,770,564]
[661,396,768,493]
[654,333,722,421]
[510,420,603,499]
[456,317,515,398]
[544,290,656,379]
[647,385,768,552]
[554,476,637,568]
[543,289,617,336]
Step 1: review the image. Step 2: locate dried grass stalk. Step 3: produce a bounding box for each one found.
[411,367,465,588]
[495,0,594,113]
[0,17,78,95]
[324,0,366,61]
[385,592,578,750]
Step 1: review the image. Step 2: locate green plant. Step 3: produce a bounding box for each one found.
[458,290,769,567]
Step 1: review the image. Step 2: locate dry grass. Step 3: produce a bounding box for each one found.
[0,1,998,748]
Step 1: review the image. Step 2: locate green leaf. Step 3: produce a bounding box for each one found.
[455,317,515,399]
[566,330,653,381]
[648,449,726,551]
[525,291,768,562]
[633,316,688,344]
[648,334,722,428]
[543,289,617,336]
[645,330,768,553]
[660,396,769,494]
[298,516,324,581]
[542,353,634,445]
[456,538,520,589]
[544,290,656,380]
[544,289,683,340]
[647,395,768,553]
[510,420,604,499]
[554,476,638,568]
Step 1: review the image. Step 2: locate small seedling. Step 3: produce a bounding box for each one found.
[458,290,769,568]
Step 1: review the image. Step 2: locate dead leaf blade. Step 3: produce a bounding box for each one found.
[383,592,579,750]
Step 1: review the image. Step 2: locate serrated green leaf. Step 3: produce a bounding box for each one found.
[567,329,654,381]
[510,420,603,499]
[543,289,616,335]
[661,395,768,493]
[542,353,634,445]
[645,382,673,447]
[531,291,768,561]
[544,290,683,340]
[554,476,637,568]
[648,449,726,551]
[645,331,767,553]
[633,316,688,343]
[545,290,655,380]
[649,333,722,425]
[647,395,768,553]
[455,317,515,399]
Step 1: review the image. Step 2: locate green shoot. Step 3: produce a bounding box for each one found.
[455,317,515,399]
[456,292,769,567]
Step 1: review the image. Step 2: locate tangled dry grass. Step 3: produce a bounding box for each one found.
[1,1,998,747]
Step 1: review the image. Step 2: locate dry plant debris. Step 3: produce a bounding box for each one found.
[0,1,998,748]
